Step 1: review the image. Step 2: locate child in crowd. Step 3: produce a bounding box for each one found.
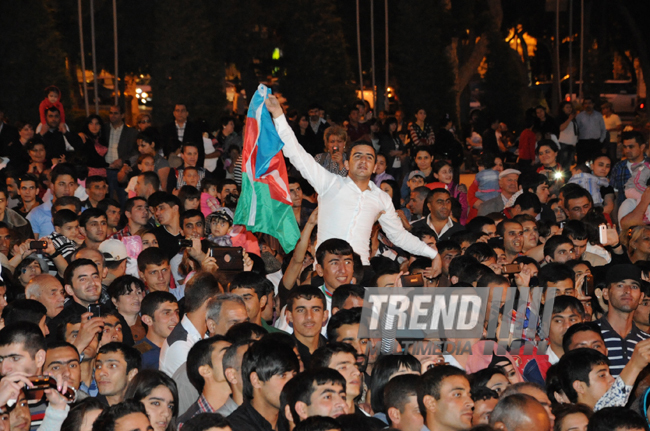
[568,163,609,206]
[126,154,156,198]
[431,160,468,225]
[200,177,221,217]
[206,208,234,246]
[372,153,394,186]
[178,185,201,212]
[39,85,66,130]
[180,166,201,190]
[406,171,425,192]
[474,154,502,203]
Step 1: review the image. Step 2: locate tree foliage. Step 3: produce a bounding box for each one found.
[393,1,456,123]
[151,0,225,124]
[483,31,528,130]
[0,0,70,123]
[278,0,356,120]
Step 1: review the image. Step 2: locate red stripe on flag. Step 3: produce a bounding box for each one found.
[242,119,260,175]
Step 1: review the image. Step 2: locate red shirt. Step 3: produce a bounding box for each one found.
[518,129,537,161]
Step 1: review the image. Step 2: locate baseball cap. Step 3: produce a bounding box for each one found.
[208,208,234,226]
[499,168,521,179]
[408,170,426,181]
[605,264,642,286]
[99,239,128,262]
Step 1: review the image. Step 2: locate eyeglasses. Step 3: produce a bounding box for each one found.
[139,119,151,124]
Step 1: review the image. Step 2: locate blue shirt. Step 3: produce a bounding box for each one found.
[26,200,53,238]
[135,338,161,370]
[576,110,607,142]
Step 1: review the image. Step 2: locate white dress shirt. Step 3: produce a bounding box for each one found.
[159,315,203,376]
[106,124,123,164]
[275,115,437,265]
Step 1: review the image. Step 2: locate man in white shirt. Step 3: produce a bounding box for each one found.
[265,95,440,274]
[159,272,221,376]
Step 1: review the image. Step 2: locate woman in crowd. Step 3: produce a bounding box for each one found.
[409,108,435,147]
[315,126,348,176]
[109,275,146,344]
[75,114,109,177]
[61,398,106,431]
[432,160,468,225]
[536,139,569,197]
[379,117,406,181]
[124,370,179,431]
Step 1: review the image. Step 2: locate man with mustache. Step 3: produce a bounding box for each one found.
[411,188,464,241]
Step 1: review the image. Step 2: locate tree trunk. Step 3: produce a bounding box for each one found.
[616,3,650,116]
[451,0,503,126]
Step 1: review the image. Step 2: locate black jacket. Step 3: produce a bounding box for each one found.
[161,121,205,167]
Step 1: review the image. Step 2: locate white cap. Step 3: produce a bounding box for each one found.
[499,168,521,179]
[99,239,128,262]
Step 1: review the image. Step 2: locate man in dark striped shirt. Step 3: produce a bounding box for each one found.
[596,264,649,377]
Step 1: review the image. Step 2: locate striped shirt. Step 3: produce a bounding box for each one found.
[597,316,650,376]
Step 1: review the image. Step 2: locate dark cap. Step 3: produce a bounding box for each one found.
[605,264,642,286]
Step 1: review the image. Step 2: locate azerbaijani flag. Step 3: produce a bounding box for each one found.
[233,84,300,252]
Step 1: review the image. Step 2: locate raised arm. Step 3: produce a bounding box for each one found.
[266,95,337,194]
[377,194,441,276]
[281,208,318,291]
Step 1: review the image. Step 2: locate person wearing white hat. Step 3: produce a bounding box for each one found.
[478,169,521,216]
[99,239,139,285]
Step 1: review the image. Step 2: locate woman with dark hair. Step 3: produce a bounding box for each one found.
[3,120,34,172]
[536,139,569,196]
[368,354,421,422]
[380,179,410,229]
[469,367,510,396]
[61,397,105,431]
[379,117,406,180]
[432,159,468,225]
[124,369,179,431]
[74,114,109,176]
[108,275,146,344]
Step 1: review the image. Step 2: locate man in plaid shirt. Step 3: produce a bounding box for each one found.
[610,131,649,206]
[111,197,150,240]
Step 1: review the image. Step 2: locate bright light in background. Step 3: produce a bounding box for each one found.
[506,25,537,61]
[272,48,281,60]
[136,88,142,94]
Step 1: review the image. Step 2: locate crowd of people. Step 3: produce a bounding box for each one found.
[0,83,648,431]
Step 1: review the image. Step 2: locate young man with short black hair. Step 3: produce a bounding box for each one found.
[285,286,328,369]
[159,272,221,376]
[229,272,279,333]
[385,374,424,431]
[112,197,150,240]
[283,368,347,428]
[0,322,73,430]
[137,247,182,299]
[547,296,585,364]
[228,338,300,431]
[178,335,233,427]
[148,191,182,259]
[48,259,103,333]
[597,264,649,376]
[95,342,141,406]
[416,365,474,431]
[84,175,108,209]
[135,291,180,370]
[79,207,108,250]
[15,174,42,218]
[310,343,362,415]
[27,163,78,238]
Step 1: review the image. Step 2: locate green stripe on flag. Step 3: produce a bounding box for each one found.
[234,174,301,253]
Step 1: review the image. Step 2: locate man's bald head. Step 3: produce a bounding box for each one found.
[490,394,550,431]
[25,274,66,318]
[73,247,103,262]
